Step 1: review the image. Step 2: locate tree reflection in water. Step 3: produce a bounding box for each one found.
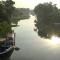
[34,19,60,39]
[35,22,60,38]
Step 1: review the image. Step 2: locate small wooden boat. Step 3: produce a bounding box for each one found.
[0,32,15,59]
[0,46,14,59]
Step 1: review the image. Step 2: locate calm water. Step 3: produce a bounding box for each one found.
[11,15,60,60]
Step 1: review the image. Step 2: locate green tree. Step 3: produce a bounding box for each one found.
[0,22,12,37]
[34,2,60,38]
[5,0,15,18]
[0,0,15,38]
[0,0,15,22]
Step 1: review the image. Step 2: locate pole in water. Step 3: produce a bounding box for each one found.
[13,32,16,48]
[13,32,20,51]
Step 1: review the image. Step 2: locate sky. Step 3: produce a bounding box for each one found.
[5,0,60,9]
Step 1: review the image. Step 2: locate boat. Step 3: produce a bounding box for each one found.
[0,31,15,59]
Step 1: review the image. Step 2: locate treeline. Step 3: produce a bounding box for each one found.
[34,2,60,38]
[12,8,30,20]
[10,8,30,25]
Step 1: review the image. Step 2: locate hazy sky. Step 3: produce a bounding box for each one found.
[12,0,60,9]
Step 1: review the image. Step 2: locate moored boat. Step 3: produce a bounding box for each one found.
[0,32,15,59]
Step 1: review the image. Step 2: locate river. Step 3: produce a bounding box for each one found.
[11,15,60,60]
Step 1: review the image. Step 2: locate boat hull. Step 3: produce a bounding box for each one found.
[0,47,14,60]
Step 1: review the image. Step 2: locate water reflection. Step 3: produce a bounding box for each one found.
[34,18,60,50]
[34,21,60,38]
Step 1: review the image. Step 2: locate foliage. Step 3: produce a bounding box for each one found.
[0,0,15,22]
[34,2,60,38]
[0,0,15,38]
[5,0,15,18]
[0,22,12,37]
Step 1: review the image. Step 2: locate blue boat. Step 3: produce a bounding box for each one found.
[0,33,15,59]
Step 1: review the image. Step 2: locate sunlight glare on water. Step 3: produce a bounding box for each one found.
[50,35,60,45]
[45,35,60,49]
